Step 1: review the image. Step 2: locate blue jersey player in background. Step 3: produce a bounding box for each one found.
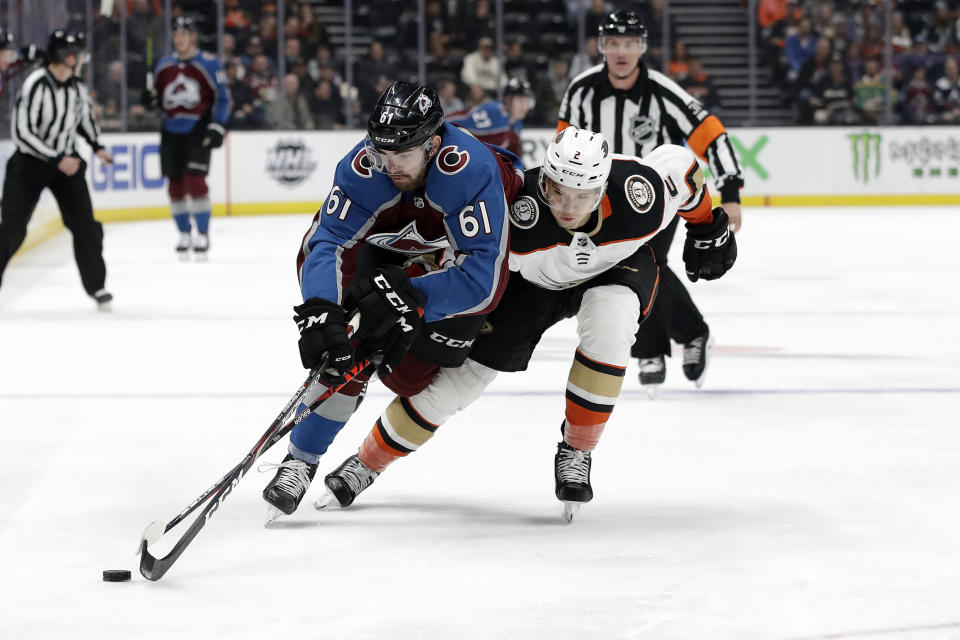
[260,81,524,522]
[142,16,230,257]
[445,77,534,157]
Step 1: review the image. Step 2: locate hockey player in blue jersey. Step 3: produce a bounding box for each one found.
[142,16,230,256]
[445,77,534,157]
[260,81,524,521]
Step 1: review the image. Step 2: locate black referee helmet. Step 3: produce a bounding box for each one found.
[0,28,15,50]
[598,10,648,40]
[46,29,86,63]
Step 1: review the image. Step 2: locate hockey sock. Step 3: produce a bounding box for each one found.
[169,176,191,231]
[563,349,626,450]
[358,396,439,473]
[191,197,211,234]
[184,174,211,234]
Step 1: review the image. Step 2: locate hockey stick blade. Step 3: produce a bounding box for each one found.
[139,357,373,581]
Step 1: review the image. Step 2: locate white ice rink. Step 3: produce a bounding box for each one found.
[1,208,958,640]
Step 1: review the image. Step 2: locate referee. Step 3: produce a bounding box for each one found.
[558,9,743,393]
[0,29,114,309]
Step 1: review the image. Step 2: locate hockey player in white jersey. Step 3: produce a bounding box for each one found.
[317,127,737,521]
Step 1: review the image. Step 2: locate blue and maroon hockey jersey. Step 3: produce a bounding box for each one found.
[153,51,230,135]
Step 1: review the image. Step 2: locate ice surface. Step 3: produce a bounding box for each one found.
[1,209,958,640]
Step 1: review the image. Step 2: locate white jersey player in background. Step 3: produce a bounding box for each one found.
[315,127,738,521]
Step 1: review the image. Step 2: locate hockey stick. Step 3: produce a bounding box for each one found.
[138,356,374,581]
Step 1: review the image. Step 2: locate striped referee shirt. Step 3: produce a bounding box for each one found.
[558,62,743,202]
[12,67,103,162]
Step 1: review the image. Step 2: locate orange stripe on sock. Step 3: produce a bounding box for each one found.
[565,398,611,426]
[359,425,408,473]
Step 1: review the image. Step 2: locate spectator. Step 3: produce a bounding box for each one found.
[811,1,836,39]
[127,0,163,86]
[460,0,496,50]
[794,37,833,121]
[221,32,237,62]
[853,56,889,124]
[901,65,936,124]
[504,40,534,85]
[461,36,504,95]
[889,10,913,55]
[465,83,488,108]
[240,34,264,70]
[569,35,602,79]
[810,55,859,124]
[298,3,329,53]
[246,53,278,109]
[357,40,393,109]
[267,73,314,130]
[284,36,302,69]
[426,30,463,79]
[436,79,465,114]
[539,57,570,121]
[668,40,692,80]
[259,12,279,56]
[643,0,676,67]
[225,59,261,129]
[784,18,819,81]
[583,0,614,35]
[309,79,345,129]
[307,43,341,85]
[920,1,956,53]
[680,58,722,114]
[933,55,960,123]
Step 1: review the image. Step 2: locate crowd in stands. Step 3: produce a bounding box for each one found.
[78,0,725,131]
[759,0,960,124]
[74,0,959,130]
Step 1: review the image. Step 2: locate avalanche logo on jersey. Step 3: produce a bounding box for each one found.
[630,114,656,144]
[625,175,655,214]
[163,72,202,110]
[509,196,539,229]
[366,220,451,254]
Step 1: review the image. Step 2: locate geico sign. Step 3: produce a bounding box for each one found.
[90,143,165,191]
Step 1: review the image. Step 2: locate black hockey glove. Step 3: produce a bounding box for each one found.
[202,123,225,148]
[140,87,159,110]
[292,298,354,381]
[345,265,425,379]
[683,207,737,282]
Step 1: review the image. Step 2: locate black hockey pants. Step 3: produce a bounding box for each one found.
[0,152,106,295]
[631,216,709,359]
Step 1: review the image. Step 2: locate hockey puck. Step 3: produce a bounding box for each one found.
[102,569,131,582]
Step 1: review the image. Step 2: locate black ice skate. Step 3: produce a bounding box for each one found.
[554,441,593,522]
[637,355,665,399]
[260,453,318,524]
[315,454,379,509]
[92,288,113,312]
[682,329,714,388]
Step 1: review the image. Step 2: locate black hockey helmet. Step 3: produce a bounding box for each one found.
[367,81,444,152]
[504,77,533,98]
[173,15,198,33]
[46,29,86,63]
[598,10,648,40]
[0,28,15,50]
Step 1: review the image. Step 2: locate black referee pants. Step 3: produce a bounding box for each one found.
[631,216,708,359]
[0,152,106,296]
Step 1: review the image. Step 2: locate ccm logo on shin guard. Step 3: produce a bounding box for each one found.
[693,227,731,250]
[297,312,329,331]
[373,273,416,333]
[429,332,475,348]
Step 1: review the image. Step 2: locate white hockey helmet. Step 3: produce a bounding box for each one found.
[539,127,612,214]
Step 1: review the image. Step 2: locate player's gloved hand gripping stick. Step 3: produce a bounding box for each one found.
[138,315,372,581]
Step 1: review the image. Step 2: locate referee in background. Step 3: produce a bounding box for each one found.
[0,29,114,310]
[558,9,743,394]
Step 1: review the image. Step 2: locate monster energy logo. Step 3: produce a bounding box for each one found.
[849,133,882,183]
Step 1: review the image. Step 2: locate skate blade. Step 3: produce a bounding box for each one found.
[313,489,338,510]
[645,384,661,400]
[176,251,190,262]
[264,506,286,527]
[96,301,113,312]
[193,251,209,262]
[561,501,582,523]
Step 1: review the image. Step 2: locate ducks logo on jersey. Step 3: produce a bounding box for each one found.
[509,195,539,229]
[625,175,655,214]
